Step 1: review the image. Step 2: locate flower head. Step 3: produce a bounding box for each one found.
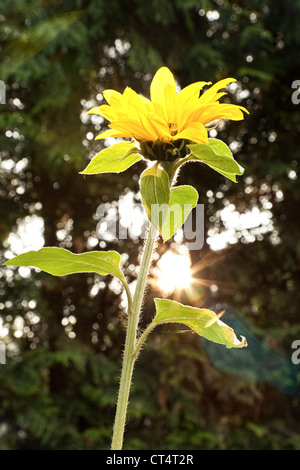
[88,67,248,161]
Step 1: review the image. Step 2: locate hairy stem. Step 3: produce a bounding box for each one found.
[132,323,156,361]
[111,222,158,450]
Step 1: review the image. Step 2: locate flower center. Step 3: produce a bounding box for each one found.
[168,122,178,136]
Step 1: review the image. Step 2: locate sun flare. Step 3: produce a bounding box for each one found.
[154,250,194,295]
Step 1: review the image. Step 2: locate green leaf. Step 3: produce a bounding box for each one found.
[207,165,238,183]
[5,247,126,284]
[80,142,142,174]
[207,138,233,157]
[140,162,170,231]
[153,298,247,349]
[161,185,198,242]
[187,138,244,182]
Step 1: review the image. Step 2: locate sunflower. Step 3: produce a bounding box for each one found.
[88,67,248,151]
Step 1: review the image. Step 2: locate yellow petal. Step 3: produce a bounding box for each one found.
[138,94,152,104]
[119,87,154,123]
[150,115,170,138]
[103,89,122,105]
[93,104,117,121]
[150,67,176,102]
[164,83,177,121]
[198,104,248,125]
[213,92,227,101]
[176,98,204,130]
[137,114,160,141]
[150,67,177,121]
[174,82,210,128]
[95,128,124,140]
[110,119,151,141]
[87,106,102,115]
[199,78,236,105]
[176,81,211,103]
[91,70,248,146]
[174,122,208,143]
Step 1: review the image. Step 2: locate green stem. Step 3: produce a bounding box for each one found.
[132,319,173,362]
[132,322,156,361]
[111,222,158,450]
[171,154,192,176]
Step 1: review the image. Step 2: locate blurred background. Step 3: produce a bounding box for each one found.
[1,0,300,450]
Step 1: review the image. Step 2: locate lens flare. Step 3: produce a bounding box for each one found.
[154,250,193,295]
[151,248,228,304]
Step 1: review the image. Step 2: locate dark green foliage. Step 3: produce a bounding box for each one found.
[1,0,300,450]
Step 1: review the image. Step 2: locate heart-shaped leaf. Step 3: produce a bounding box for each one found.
[161,185,198,242]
